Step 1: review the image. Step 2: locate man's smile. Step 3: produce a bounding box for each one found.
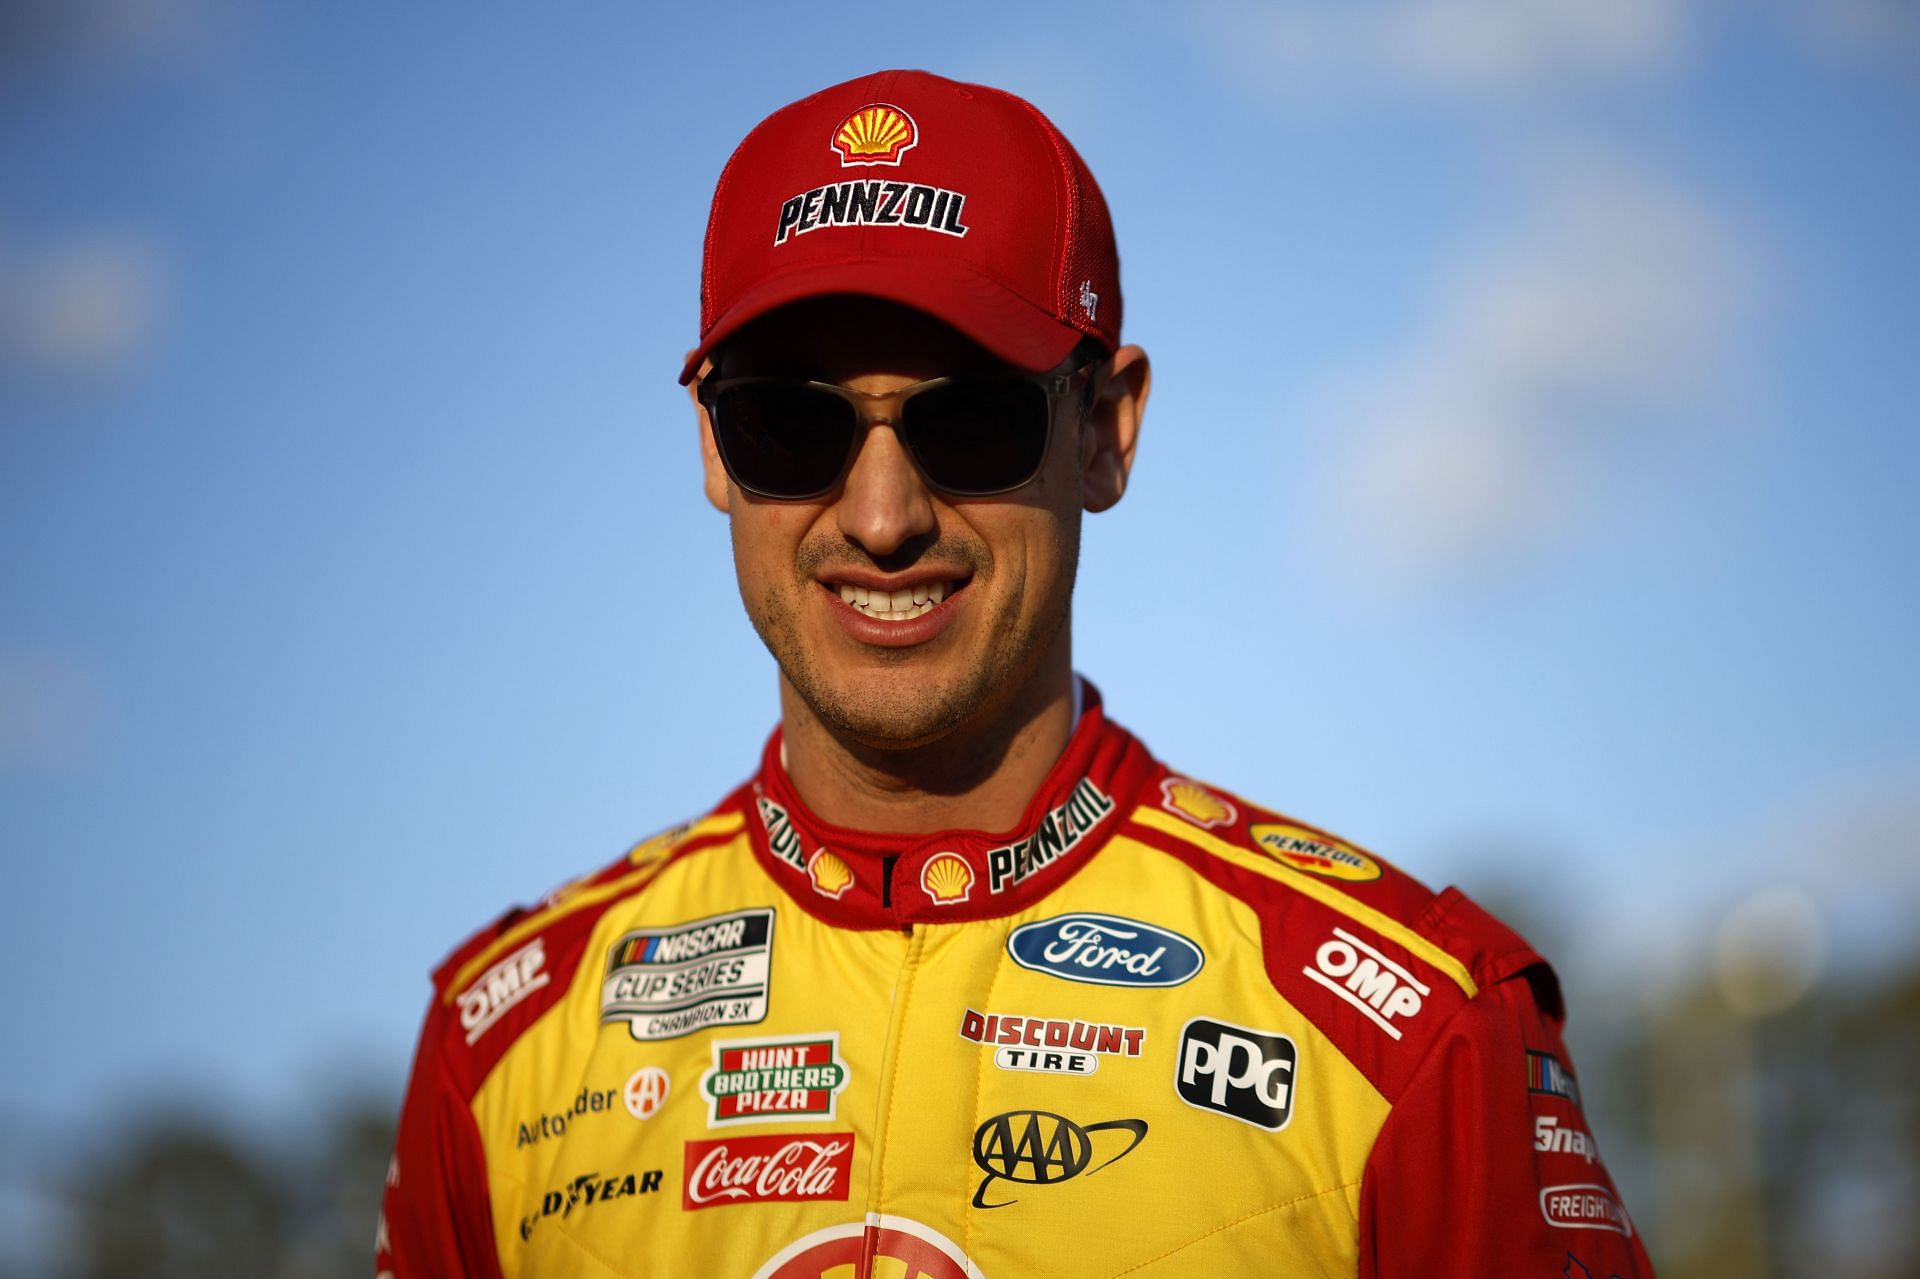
[815,568,976,645]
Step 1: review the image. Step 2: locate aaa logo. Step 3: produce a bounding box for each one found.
[970,1109,1147,1209]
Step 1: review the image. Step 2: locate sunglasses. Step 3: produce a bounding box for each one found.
[697,365,1095,501]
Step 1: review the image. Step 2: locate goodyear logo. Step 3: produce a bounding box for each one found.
[1251,822,1382,882]
[831,103,917,166]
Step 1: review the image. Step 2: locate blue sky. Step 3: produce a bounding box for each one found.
[2,0,1916,1179]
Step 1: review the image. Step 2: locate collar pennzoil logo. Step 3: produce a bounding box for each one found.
[756,795,808,876]
[1007,913,1205,987]
[831,103,917,166]
[699,1032,849,1127]
[601,908,774,1041]
[1251,822,1382,882]
[1160,777,1237,829]
[985,779,1115,894]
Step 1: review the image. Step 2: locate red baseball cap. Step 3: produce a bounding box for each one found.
[679,69,1122,385]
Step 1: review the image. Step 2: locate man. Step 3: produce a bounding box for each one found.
[378,70,1652,1278]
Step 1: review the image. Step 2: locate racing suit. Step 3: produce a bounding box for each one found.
[378,687,1654,1278]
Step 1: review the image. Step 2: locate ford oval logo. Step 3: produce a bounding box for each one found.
[1007,913,1205,988]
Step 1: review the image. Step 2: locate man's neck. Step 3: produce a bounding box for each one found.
[776,663,1079,836]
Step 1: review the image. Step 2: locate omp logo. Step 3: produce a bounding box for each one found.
[970,1109,1147,1209]
[1006,913,1204,988]
[1536,1115,1600,1163]
[1175,1018,1297,1131]
[1303,927,1428,1040]
[1541,1184,1633,1236]
[458,939,549,1045]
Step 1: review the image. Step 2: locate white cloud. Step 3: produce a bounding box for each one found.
[0,230,166,375]
[1193,0,1686,107]
[0,651,109,770]
[1319,150,1761,581]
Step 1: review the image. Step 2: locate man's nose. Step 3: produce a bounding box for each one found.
[834,422,937,557]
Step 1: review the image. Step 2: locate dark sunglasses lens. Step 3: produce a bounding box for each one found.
[710,383,857,498]
[901,379,1051,494]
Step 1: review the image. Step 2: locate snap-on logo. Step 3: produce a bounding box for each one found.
[1007,913,1204,988]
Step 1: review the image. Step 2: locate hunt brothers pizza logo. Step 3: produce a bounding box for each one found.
[985,778,1115,895]
[683,1133,854,1210]
[699,1032,849,1126]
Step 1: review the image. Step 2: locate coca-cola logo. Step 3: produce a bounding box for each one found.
[682,1132,854,1211]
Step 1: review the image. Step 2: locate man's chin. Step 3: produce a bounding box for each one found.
[785,657,993,751]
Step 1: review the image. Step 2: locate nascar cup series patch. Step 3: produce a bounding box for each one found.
[601,908,775,1042]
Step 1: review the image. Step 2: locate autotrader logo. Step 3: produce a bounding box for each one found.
[1175,1017,1297,1131]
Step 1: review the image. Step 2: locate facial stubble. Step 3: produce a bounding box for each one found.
[738,524,1079,753]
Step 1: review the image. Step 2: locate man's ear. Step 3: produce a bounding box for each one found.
[688,354,731,514]
[1080,344,1149,514]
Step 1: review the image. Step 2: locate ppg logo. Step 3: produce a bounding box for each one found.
[1175,1018,1298,1131]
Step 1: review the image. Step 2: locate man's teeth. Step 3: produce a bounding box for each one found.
[836,581,951,620]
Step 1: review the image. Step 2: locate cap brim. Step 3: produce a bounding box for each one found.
[677,259,1084,384]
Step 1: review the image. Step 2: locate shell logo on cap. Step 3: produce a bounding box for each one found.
[807,849,854,901]
[921,852,974,905]
[831,104,918,167]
